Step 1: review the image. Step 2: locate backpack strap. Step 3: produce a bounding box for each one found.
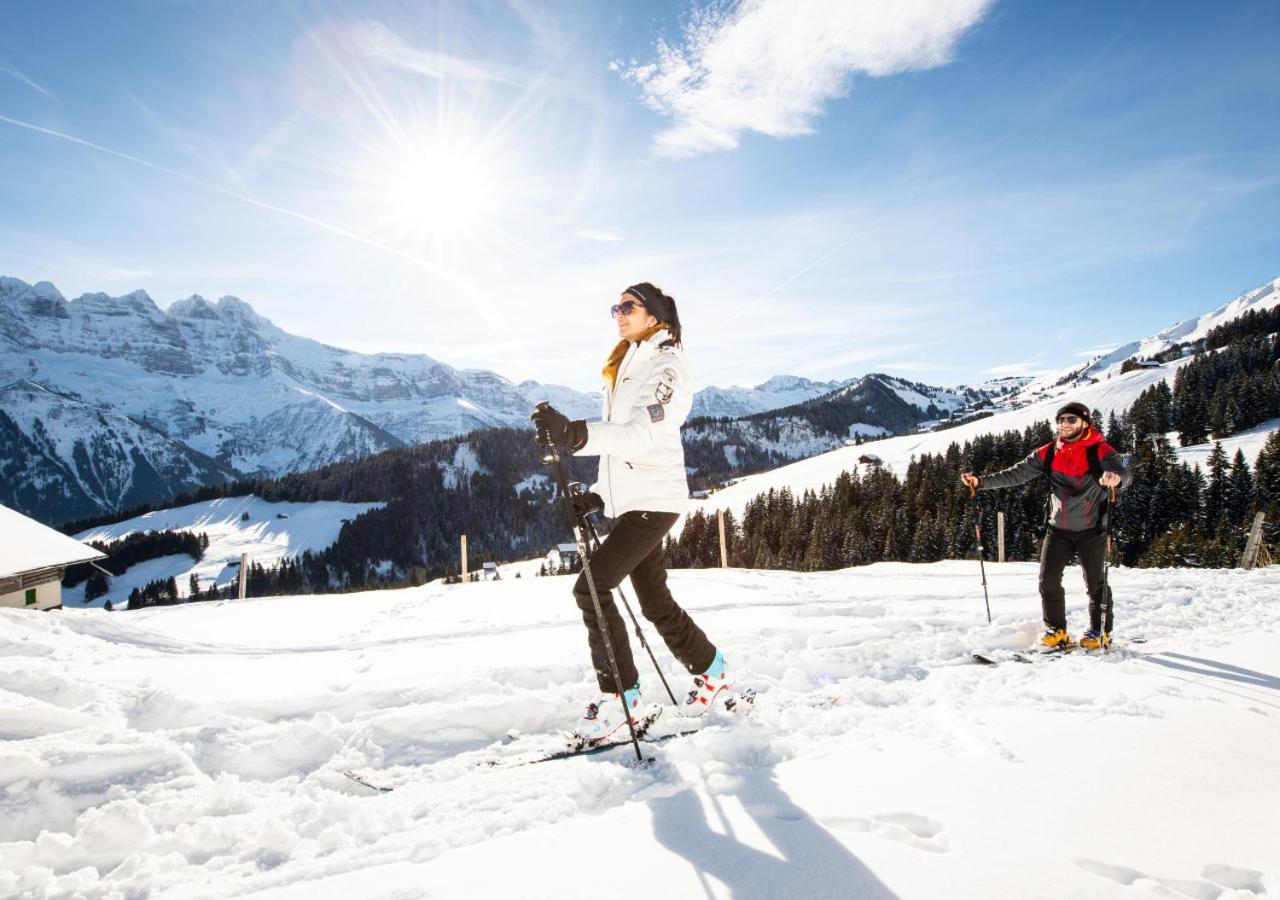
[1040,442,1056,529]
[1086,443,1104,482]
[1041,442,1056,479]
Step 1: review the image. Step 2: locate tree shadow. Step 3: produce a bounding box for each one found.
[647,768,898,899]
[1143,652,1280,691]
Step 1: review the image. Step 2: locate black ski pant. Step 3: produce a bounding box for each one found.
[1039,526,1113,634]
[573,510,717,693]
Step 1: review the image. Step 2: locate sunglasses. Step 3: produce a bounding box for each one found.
[610,299,647,317]
[1056,415,1082,425]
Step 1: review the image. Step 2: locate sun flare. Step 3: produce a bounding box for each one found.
[357,130,517,249]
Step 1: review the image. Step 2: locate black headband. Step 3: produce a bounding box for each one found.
[624,284,658,311]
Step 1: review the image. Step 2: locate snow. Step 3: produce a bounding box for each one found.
[71,496,384,608]
[0,503,105,577]
[440,442,489,489]
[1175,418,1280,471]
[1,562,1277,897]
[848,423,889,439]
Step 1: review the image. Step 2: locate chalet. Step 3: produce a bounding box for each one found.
[481,561,501,581]
[546,543,581,571]
[858,454,883,466]
[0,503,107,611]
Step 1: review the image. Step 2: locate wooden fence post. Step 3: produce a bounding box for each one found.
[238,553,248,600]
[1240,512,1266,570]
[718,509,728,568]
[997,512,1006,563]
[461,535,468,580]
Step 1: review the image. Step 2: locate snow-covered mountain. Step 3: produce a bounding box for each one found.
[683,373,999,488]
[0,380,238,526]
[3,563,1276,897]
[690,375,857,419]
[0,276,599,523]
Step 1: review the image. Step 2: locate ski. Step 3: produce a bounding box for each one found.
[502,725,705,769]
[973,638,1144,666]
[971,646,1074,665]
[342,769,394,793]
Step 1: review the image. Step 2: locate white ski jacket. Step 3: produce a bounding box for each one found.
[576,329,693,518]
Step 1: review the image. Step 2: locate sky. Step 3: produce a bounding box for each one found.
[1,0,1278,393]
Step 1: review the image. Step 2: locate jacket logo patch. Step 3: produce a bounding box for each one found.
[647,403,665,422]
[654,382,674,404]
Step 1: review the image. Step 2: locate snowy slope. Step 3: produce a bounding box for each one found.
[69,495,384,609]
[1175,418,1280,470]
[1,563,1276,898]
[1012,278,1280,406]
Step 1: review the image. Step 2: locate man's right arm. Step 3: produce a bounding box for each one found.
[974,449,1048,492]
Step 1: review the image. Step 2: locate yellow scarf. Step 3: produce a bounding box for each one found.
[602,323,670,388]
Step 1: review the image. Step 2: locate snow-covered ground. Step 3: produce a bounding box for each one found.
[71,496,384,608]
[2,562,1277,898]
[1175,418,1280,470]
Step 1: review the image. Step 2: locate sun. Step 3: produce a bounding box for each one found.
[356,129,518,251]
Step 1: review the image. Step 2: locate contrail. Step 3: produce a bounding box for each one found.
[0,112,484,305]
[720,233,854,328]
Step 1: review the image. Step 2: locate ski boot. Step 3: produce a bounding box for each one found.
[567,684,648,748]
[1079,629,1112,651]
[1040,628,1072,650]
[681,650,731,717]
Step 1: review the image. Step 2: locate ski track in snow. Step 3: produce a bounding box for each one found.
[1,562,1278,898]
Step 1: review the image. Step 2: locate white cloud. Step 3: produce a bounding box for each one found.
[984,360,1049,377]
[574,227,625,242]
[620,0,993,157]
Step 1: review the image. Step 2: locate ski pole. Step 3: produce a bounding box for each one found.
[1101,485,1117,647]
[968,483,992,623]
[576,505,679,705]
[536,407,645,762]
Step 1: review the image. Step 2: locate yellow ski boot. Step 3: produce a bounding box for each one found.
[1079,630,1112,650]
[1040,628,1072,649]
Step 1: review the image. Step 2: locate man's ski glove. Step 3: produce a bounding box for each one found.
[531,403,587,452]
[570,490,605,521]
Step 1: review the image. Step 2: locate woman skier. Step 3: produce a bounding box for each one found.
[531,282,730,743]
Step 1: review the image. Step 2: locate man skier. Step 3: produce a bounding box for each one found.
[960,402,1131,649]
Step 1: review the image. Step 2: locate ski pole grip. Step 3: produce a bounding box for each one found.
[968,482,976,499]
[1109,486,1117,503]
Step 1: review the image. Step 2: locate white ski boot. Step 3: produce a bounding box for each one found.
[681,650,731,717]
[567,684,650,748]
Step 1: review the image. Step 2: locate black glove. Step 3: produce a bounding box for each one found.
[531,403,587,451]
[570,490,605,521]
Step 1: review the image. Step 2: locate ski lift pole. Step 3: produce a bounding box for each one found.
[969,483,992,623]
[536,407,644,762]
[577,505,679,705]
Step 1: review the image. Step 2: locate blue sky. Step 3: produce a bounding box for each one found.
[1,0,1278,392]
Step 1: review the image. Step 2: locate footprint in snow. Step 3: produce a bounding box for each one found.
[823,812,949,853]
[1077,858,1271,898]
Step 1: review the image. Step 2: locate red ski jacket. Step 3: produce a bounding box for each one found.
[978,428,1131,532]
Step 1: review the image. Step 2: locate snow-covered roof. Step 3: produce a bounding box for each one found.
[555,543,579,554]
[0,503,106,577]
